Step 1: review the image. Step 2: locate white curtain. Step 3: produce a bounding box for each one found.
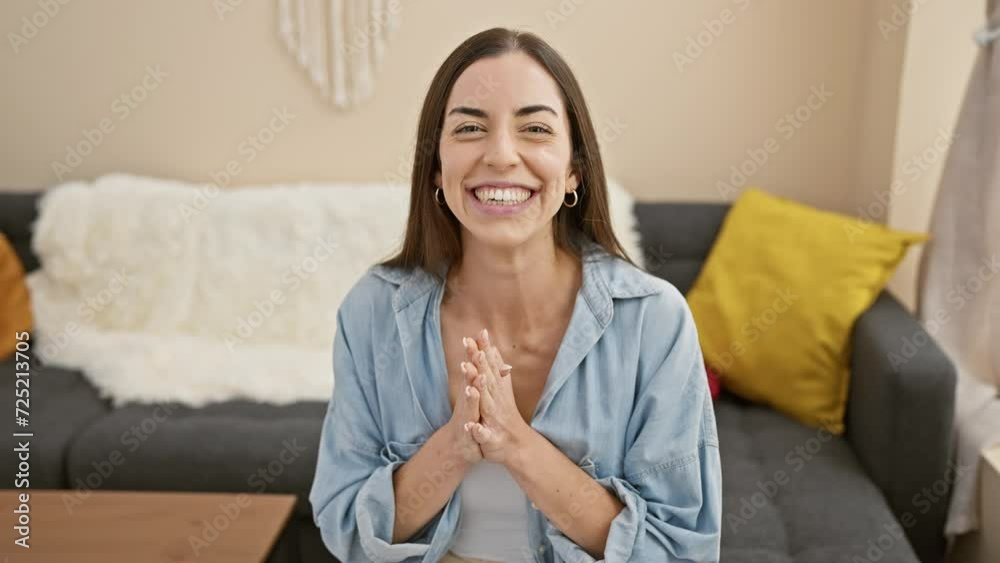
[917,0,1000,541]
[278,0,400,109]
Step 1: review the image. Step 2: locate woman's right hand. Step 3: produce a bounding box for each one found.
[448,352,484,465]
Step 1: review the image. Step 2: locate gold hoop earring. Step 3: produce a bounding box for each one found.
[563,190,579,208]
[434,187,445,206]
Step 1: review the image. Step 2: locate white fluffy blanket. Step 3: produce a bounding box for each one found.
[27,173,644,407]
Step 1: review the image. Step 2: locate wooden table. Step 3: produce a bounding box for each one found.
[0,489,296,562]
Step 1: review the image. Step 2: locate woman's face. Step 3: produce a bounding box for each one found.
[435,52,579,250]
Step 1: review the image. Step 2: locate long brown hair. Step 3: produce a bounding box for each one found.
[379,27,636,277]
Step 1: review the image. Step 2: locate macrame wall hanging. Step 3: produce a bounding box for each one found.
[278,0,400,109]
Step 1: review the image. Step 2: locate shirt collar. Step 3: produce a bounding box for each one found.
[370,237,662,322]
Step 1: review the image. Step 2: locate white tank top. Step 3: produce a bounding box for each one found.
[449,461,534,562]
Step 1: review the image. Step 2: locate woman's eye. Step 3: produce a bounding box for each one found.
[454,124,551,135]
[525,125,552,134]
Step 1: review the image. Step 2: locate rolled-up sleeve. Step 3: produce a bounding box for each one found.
[309,307,445,563]
[545,287,723,562]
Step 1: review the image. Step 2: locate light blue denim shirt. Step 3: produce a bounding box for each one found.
[309,239,722,562]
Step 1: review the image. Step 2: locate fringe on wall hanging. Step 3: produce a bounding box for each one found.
[278,0,400,109]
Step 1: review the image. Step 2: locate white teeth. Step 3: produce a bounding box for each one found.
[473,186,532,205]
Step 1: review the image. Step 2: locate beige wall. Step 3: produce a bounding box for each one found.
[854,0,912,222]
[886,0,984,310]
[2,0,905,213]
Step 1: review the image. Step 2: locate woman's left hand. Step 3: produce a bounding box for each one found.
[461,329,532,466]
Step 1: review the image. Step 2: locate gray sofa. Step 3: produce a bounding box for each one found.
[0,191,955,563]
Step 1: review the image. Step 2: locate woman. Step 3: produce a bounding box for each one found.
[309,27,722,562]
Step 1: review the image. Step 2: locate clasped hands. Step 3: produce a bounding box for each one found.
[450,329,532,467]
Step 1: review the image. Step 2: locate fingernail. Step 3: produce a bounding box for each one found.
[462,337,472,348]
[501,363,512,371]
[465,385,472,397]
[459,361,468,373]
[464,422,472,431]
[481,329,489,343]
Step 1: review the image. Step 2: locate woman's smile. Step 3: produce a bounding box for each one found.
[464,184,541,217]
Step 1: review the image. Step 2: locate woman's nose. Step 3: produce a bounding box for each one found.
[482,129,519,169]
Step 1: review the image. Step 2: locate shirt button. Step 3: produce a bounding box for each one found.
[531,502,538,510]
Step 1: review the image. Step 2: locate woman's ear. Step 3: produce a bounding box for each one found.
[565,169,580,194]
[566,155,581,193]
[434,171,442,188]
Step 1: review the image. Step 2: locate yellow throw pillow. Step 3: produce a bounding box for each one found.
[686,188,927,434]
[0,233,32,360]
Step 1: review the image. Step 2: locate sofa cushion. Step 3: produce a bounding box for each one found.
[0,233,32,359]
[687,189,926,434]
[717,394,919,563]
[65,399,326,517]
[0,360,110,488]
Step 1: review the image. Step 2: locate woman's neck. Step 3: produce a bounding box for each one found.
[444,233,581,336]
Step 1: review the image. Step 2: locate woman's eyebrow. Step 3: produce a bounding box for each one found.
[514,104,558,117]
[446,104,559,118]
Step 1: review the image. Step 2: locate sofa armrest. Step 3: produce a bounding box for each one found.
[847,290,956,563]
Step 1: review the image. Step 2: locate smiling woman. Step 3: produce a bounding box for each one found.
[309,27,722,563]
[383,28,635,273]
